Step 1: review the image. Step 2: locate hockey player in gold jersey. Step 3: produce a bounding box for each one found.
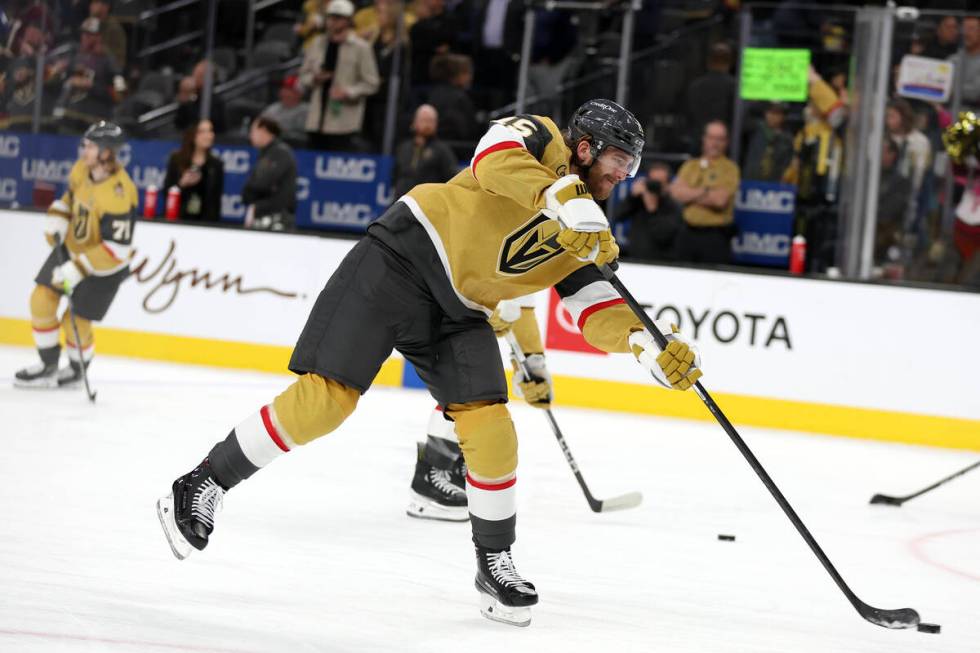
[157,100,702,627]
[14,121,138,389]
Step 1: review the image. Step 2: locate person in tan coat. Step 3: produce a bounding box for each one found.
[299,0,381,152]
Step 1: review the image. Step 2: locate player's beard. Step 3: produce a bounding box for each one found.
[585,165,616,201]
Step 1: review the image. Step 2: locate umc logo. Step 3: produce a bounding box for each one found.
[314,156,376,182]
[497,214,563,275]
[219,149,251,174]
[736,188,795,213]
[0,178,16,200]
[732,232,791,257]
[0,136,19,158]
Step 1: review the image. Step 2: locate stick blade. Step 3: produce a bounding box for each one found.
[598,491,643,512]
[869,493,904,506]
[859,605,920,629]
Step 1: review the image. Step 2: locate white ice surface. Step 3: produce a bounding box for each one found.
[0,344,977,652]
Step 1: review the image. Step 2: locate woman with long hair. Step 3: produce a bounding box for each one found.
[163,119,224,222]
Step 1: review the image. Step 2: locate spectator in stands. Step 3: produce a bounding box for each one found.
[409,0,459,88]
[175,60,227,134]
[88,0,125,69]
[358,0,412,150]
[51,17,125,132]
[669,120,740,264]
[685,42,735,153]
[885,97,931,227]
[875,136,912,266]
[614,162,682,262]
[917,16,959,60]
[470,0,523,110]
[355,0,416,40]
[296,0,328,51]
[243,116,297,231]
[959,16,980,109]
[163,119,225,223]
[261,75,309,145]
[300,0,380,152]
[393,104,459,197]
[427,53,480,150]
[526,7,577,123]
[0,57,43,130]
[743,102,794,182]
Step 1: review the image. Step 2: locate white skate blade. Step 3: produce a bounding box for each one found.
[406,491,469,522]
[479,591,531,627]
[156,494,193,560]
[13,376,63,389]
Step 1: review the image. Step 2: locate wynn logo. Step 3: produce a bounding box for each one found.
[131,240,300,313]
[498,214,563,275]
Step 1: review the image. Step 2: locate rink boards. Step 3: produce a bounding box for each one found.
[1,208,978,450]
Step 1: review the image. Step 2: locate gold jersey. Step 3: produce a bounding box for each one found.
[388,114,641,353]
[47,160,138,277]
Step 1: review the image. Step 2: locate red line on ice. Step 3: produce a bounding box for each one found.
[907,527,980,583]
[0,628,258,653]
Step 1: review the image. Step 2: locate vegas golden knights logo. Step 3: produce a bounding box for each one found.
[73,205,91,240]
[498,214,563,275]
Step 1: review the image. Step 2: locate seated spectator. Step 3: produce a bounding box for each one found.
[743,102,794,182]
[875,136,912,266]
[393,104,459,197]
[163,119,225,223]
[669,120,740,265]
[243,117,297,231]
[614,162,682,262]
[0,57,47,130]
[175,60,227,134]
[299,0,380,152]
[409,0,459,88]
[261,75,310,144]
[426,53,480,149]
[51,17,126,132]
[88,0,125,69]
[685,42,735,152]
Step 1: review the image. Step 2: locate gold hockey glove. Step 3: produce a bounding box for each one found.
[629,321,702,391]
[488,299,523,336]
[511,353,552,408]
[556,228,620,267]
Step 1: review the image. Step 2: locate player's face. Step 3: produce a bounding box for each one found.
[81,140,100,167]
[587,146,634,200]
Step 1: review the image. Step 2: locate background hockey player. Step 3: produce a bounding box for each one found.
[14,121,137,389]
[408,295,550,522]
[157,99,703,627]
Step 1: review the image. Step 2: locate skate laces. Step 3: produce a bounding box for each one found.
[191,478,224,528]
[429,469,464,497]
[487,550,533,592]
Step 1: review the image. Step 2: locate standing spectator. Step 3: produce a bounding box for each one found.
[355,0,416,40]
[669,120,740,264]
[614,162,682,262]
[919,16,959,60]
[0,57,49,130]
[88,0,125,69]
[526,8,577,123]
[684,42,735,152]
[163,119,225,223]
[958,16,980,109]
[426,53,480,150]
[875,136,912,265]
[300,0,380,152]
[359,0,411,150]
[392,104,459,197]
[743,102,794,182]
[886,97,932,229]
[261,75,310,145]
[470,0,522,110]
[242,117,297,231]
[52,17,126,132]
[175,60,227,134]
[296,0,328,51]
[409,0,459,88]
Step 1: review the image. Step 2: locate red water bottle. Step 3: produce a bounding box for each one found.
[789,234,806,275]
[143,185,158,219]
[165,185,181,221]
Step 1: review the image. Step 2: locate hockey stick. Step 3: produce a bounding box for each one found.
[54,235,97,403]
[504,331,643,513]
[870,458,980,507]
[599,264,923,630]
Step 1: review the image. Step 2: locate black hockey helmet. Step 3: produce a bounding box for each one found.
[567,99,644,177]
[82,120,125,155]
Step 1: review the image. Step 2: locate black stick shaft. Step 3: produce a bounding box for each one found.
[600,265,870,615]
[54,236,96,403]
[892,459,980,503]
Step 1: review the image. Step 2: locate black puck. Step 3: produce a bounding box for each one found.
[717,534,736,542]
[917,623,940,634]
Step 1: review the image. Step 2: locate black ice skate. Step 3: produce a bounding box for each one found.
[406,443,468,522]
[56,361,87,388]
[475,545,538,627]
[156,459,226,560]
[13,361,59,388]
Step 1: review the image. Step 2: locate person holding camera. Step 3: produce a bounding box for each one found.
[163,119,225,223]
[614,162,682,262]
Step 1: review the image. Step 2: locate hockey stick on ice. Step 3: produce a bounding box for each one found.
[870,458,980,507]
[54,235,97,403]
[504,331,642,513]
[599,264,924,630]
